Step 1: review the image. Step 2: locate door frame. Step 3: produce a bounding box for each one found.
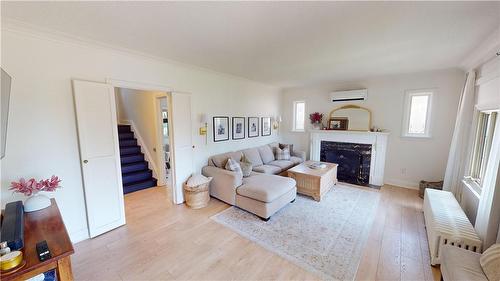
[106,79,182,204]
[154,94,170,187]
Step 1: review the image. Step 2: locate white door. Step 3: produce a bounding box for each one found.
[170,92,193,204]
[73,80,125,238]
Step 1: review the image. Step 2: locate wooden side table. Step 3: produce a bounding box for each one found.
[287,161,338,201]
[1,199,75,281]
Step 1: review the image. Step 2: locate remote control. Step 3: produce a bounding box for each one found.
[36,240,51,261]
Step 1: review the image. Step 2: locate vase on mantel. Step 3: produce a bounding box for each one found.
[312,122,322,130]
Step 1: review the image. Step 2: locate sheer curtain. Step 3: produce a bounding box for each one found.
[443,71,476,199]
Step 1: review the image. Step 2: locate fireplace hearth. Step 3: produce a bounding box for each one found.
[320,141,372,186]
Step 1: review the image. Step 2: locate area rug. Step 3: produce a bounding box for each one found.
[211,184,380,281]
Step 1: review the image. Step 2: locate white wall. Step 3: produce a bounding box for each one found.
[115,88,163,174]
[281,69,465,188]
[0,26,281,242]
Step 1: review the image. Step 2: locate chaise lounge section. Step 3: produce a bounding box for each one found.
[202,142,305,220]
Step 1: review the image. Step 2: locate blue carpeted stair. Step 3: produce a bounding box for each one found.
[118,125,157,194]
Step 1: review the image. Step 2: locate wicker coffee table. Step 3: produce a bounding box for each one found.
[287,161,338,201]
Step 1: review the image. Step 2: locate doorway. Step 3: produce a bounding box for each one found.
[114,87,169,195]
[109,79,192,205]
[74,79,192,238]
[156,96,173,188]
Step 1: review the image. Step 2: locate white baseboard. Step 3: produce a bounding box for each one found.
[384,179,419,190]
[119,120,159,180]
[69,228,90,243]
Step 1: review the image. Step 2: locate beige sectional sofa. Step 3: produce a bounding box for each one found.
[441,245,487,281]
[202,142,305,220]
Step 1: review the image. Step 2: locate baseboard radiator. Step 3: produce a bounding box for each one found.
[423,188,482,265]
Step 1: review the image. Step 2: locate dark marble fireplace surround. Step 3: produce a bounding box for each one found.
[320,141,372,186]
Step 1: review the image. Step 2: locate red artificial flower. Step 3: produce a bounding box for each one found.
[309,112,323,123]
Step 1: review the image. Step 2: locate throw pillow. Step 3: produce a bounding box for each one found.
[225,158,242,174]
[186,174,211,187]
[279,143,294,155]
[239,161,253,177]
[480,243,500,281]
[275,147,291,160]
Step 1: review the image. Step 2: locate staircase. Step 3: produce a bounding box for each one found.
[118,125,157,194]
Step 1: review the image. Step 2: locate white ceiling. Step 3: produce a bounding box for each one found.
[2,1,499,88]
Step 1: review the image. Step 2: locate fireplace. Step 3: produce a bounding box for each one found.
[320,141,372,186]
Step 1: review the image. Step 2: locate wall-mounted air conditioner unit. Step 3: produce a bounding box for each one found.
[330,89,367,102]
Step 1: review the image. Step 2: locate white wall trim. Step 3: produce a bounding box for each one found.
[69,228,90,244]
[461,26,500,71]
[119,119,160,180]
[153,93,170,187]
[107,78,173,93]
[3,19,276,89]
[475,57,500,86]
[385,179,419,190]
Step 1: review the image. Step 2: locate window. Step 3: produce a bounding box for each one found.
[468,111,497,188]
[293,101,305,131]
[402,90,433,137]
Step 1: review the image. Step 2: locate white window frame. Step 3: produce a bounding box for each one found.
[464,109,498,194]
[402,89,434,138]
[292,100,305,132]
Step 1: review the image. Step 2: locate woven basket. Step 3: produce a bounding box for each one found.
[419,180,443,198]
[183,180,210,209]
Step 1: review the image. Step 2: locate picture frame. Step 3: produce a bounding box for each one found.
[261,117,271,136]
[232,117,245,140]
[329,117,349,130]
[248,117,259,138]
[213,116,230,142]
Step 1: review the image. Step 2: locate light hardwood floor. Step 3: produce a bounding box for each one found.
[72,184,441,280]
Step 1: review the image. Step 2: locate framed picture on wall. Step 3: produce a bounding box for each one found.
[261,117,271,136]
[213,116,229,142]
[329,117,349,130]
[248,117,259,138]
[232,117,245,140]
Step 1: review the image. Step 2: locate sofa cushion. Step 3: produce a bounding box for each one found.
[225,158,242,174]
[237,174,296,203]
[242,148,263,167]
[480,244,500,281]
[252,164,282,175]
[240,161,253,177]
[210,151,242,168]
[290,156,303,165]
[441,245,487,281]
[268,160,294,170]
[258,145,275,164]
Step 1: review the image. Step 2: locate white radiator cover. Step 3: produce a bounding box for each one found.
[423,188,482,265]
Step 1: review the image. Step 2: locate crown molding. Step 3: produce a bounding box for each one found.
[460,26,500,71]
[1,18,279,90]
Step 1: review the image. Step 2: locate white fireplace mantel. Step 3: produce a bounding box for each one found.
[310,130,389,186]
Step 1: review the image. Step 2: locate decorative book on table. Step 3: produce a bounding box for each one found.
[307,162,327,169]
